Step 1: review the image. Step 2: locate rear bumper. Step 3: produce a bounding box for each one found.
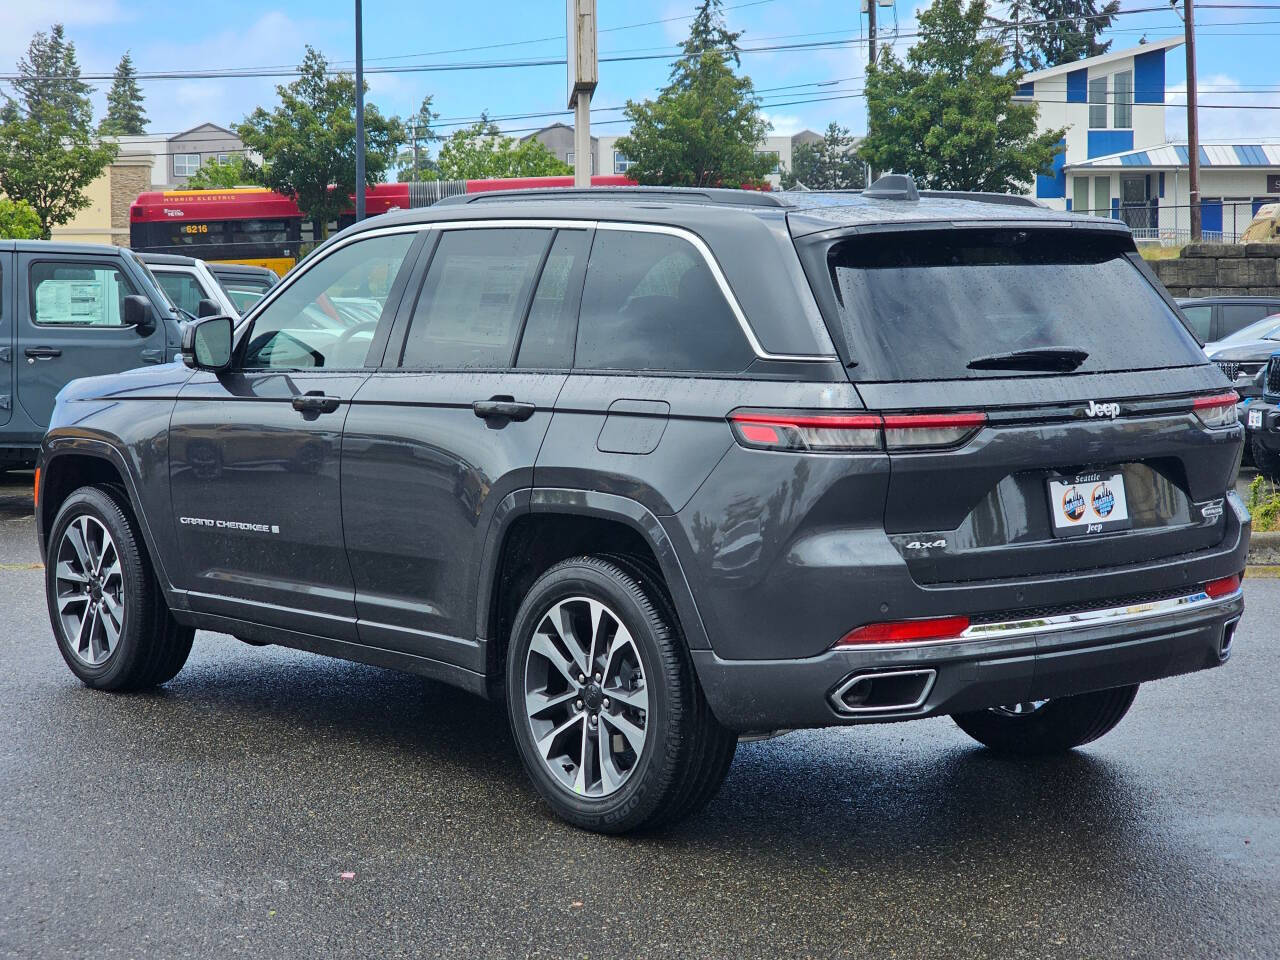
[693,587,1244,732]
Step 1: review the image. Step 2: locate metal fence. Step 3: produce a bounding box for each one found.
[1070,201,1270,246]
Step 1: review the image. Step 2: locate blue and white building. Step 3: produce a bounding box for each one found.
[1015,37,1280,242]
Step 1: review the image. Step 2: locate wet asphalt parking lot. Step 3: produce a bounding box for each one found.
[0,470,1277,959]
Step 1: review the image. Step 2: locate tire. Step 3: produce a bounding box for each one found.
[45,484,194,691]
[952,685,1139,756]
[1253,436,1280,482]
[506,556,736,833]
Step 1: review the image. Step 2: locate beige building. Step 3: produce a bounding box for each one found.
[49,153,153,247]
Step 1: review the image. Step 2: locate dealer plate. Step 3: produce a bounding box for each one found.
[1047,472,1132,539]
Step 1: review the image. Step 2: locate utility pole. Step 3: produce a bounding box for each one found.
[355,0,366,221]
[410,123,420,182]
[1184,0,1200,240]
[568,0,598,188]
[866,0,878,183]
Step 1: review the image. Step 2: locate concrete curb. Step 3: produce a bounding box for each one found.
[1248,530,1280,566]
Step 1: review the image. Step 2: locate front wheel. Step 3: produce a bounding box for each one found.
[952,685,1139,756]
[45,485,194,691]
[506,556,736,833]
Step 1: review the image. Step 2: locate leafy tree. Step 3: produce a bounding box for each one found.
[396,95,440,182]
[860,0,1064,193]
[781,123,865,190]
[0,198,42,239]
[990,0,1119,70]
[236,47,403,238]
[614,1,772,188]
[185,153,261,189]
[99,52,147,135]
[432,121,570,179]
[0,24,117,238]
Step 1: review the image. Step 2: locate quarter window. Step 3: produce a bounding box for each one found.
[31,262,139,326]
[399,228,550,369]
[574,230,754,374]
[241,231,415,370]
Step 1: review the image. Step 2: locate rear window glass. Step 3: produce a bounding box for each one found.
[824,229,1207,380]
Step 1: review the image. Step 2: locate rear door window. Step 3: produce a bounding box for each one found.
[399,228,550,369]
[574,229,753,374]
[820,229,1208,380]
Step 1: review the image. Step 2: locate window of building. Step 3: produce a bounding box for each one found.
[574,230,753,374]
[242,231,416,369]
[216,153,232,165]
[1072,176,1091,215]
[1112,70,1133,129]
[173,153,201,177]
[1088,76,1108,129]
[565,151,594,173]
[400,228,550,369]
[31,261,138,326]
[613,151,634,174]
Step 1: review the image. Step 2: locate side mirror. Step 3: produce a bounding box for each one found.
[197,298,221,318]
[181,315,233,372]
[123,295,156,337]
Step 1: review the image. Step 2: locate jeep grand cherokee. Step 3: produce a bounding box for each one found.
[36,177,1249,833]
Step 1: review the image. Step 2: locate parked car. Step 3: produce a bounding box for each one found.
[36,177,1249,833]
[206,263,279,315]
[1176,295,1280,343]
[1202,312,1280,398]
[1246,353,1280,480]
[138,253,239,320]
[0,241,183,471]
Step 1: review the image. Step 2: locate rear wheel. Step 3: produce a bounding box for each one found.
[506,556,736,833]
[951,685,1139,756]
[45,485,193,691]
[1253,436,1280,482]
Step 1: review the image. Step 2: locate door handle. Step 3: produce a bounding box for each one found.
[291,393,342,414]
[473,397,536,422]
[25,347,62,362]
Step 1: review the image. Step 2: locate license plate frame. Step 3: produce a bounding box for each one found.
[1047,472,1132,539]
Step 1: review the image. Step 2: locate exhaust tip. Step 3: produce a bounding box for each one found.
[829,669,936,715]
[1219,617,1240,661]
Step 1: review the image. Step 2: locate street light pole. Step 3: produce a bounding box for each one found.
[355,0,366,222]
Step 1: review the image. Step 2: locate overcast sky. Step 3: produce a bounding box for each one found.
[2,0,1278,149]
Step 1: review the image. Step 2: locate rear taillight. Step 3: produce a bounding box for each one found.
[1193,392,1239,429]
[729,411,986,453]
[835,616,971,647]
[1205,574,1242,599]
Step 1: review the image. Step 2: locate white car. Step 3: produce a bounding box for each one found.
[138,252,241,320]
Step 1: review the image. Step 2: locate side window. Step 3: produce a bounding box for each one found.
[516,229,591,369]
[31,261,138,326]
[574,230,754,374]
[155,272,206,316]
[1179,305,1212,341]
[399,228,550,369]
[242,231,415,370]
[222,282,269,313]
[1221,303,1273,338]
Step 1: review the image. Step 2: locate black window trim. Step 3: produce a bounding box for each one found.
[28,256,144,330]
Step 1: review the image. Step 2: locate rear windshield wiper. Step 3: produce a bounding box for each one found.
[966,346,1089,372]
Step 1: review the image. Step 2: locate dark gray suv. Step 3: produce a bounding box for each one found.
[36,178,1250,832]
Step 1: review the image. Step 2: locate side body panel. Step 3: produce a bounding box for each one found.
[0,249,12,429]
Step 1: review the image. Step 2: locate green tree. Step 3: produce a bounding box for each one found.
[614,0,772,187]
[860,0,1064,193]
[185,153,261,189]
[432,121,570,179]
[396,95,440,182]
[990,0,1119,70]
[780,123,865,190]
[0,198,42,239]
[99,52,147,135]
[236,47,403,238]
[0,24,117,238]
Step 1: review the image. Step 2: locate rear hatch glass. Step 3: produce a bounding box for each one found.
[820,228,1206,381]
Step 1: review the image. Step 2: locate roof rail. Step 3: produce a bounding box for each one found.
[433,186,790,208]
[918,190,1043,208]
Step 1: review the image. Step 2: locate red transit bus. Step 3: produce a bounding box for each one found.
[129,176,636,276]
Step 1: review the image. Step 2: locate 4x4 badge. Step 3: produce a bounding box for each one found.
[905,538,947,550]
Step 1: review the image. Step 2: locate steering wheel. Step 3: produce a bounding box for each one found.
[332,320,380,349]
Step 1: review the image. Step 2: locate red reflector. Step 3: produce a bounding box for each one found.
[1205,574,1241,599]
[33,467,40,510]
[737,423,781,444]
[1193,393,1238,410]
[836,615,971,646]
[881,412,988,429]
